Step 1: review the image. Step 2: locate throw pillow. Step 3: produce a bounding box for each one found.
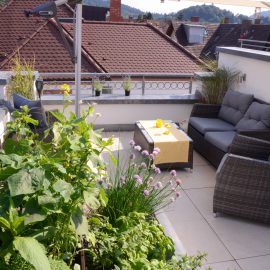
[218,90,254,125]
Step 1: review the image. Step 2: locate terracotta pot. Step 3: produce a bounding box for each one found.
[125,90,130,96]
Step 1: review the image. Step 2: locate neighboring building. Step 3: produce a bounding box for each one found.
[201,21,270,59]
[0,0,202,80]
[162,19,219,58]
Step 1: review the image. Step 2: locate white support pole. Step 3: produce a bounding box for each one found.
[75,4,82,117]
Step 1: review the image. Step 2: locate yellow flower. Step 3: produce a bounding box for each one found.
[163,131,171,135]
[165,123,171,128]
[60,84,71,96]
[156,118,163,128]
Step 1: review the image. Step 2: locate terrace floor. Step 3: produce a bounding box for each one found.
[104,131,270,270]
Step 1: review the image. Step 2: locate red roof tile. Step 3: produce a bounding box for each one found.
[63,21,201,73]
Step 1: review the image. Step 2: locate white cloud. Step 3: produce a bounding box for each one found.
[122,0,257,16]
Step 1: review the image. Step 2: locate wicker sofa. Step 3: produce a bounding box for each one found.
[188,90,270,168]
[214,135,270,224]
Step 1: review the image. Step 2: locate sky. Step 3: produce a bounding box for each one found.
[121,0,261,16]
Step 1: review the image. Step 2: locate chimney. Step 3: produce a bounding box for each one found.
[224,17,230,24]
[191,16,200,23]
[110,0,122,22]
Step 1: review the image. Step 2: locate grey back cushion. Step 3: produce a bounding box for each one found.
[218,90,254,125]
[236,102,270,130]
[13,94,48,128]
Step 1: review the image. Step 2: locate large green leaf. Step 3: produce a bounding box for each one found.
[13,237,51,270]
[24,214,47,226]
[7,168,44,196]
[0,167,19,181]
[53,179,74,202]
[83,188,100,210]
[0,217,10,230]
[99,187,108,207]
[71,206,88,235]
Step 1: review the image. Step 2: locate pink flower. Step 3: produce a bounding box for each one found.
[152,150,159,156]
[170,170,177,177]
[134,175,142,185]
[149,154,155,160]
[142,150,149,156]
[154,167,161,174]
[155,181,163,189]
[176,178,182,186]
[154,147,160,153]
[143,190,150,196]
[134,145,142,151]
[176,191,181,198]
[129,140,135,146]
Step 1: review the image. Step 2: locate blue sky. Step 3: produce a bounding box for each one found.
[122,0,258,16]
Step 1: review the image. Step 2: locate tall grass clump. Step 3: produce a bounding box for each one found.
[7,55,35,100]
[102,141,182,225]
[200,59,239,104]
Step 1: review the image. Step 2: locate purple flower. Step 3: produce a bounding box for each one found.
[134,175,143,185]
[170,170,177,177]
[149,154,155,160]
[155,181,163,190]
[154,167,161,174]
[120,175,125,184]
[141,150,149,156]
[154,147,161,153]
[129,140,135,147]
[143,190,150,196]
[140,162,147,168]
[134,145,142,151]
[176,178,182,186]
[129,153,135,160]
[176,191,181,198]
[152,150,159,156]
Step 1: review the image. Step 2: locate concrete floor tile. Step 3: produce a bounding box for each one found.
[186,188,215,220]
[161,217,233,264]
[193,151,209,166]
[208,217,270,259]
[202,260,241,270]
[237,255,270,270]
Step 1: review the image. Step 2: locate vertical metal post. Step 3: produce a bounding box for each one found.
[75,4,82,117]
[189,78,192,94]
[142,76,145,96]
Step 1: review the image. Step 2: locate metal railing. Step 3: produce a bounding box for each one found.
[39,72,194,96]
[239,39,270,51]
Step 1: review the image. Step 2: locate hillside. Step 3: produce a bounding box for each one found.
[261,10,270,17]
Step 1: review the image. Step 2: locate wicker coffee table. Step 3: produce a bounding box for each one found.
[133,120,193,169]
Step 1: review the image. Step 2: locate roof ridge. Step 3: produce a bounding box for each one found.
[0,0,14,13]
[0,20,49,69]
[53,19,106,73]
[146,22,205,66]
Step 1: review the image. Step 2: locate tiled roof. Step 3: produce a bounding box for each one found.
[0,1,202,77]
[63,21,201,73]
[201,23,270,59]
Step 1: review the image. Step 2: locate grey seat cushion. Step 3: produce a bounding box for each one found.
[236,102,270,130]
[189,117,235,134]
[205,131,236,152]
[13,94,48,128]
[218,90,254,125]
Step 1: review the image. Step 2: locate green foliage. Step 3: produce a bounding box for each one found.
[6,55,35,100]
[0,104,112,267]
[199,66,239,104]
[93,79,103,92]
[87,212,207,269]
[122,76,132,91]
[102,146,181,225]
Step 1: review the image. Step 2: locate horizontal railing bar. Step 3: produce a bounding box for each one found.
[238,39,270,45]
[40,72,194,78]
[240,44,270,50]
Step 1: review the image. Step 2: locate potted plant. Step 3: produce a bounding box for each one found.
[122,76,132,96]
[93,79,103,96]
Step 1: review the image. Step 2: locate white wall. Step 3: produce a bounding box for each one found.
[0,109,10,146]
[218,47,270,102]
[44,103,193,129]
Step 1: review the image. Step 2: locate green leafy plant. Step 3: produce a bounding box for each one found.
[0,104,113,268]
[93,79,103,92]
[199,63,239,104]
[122,76,132,92]
[102,142,181,225]
[87,212,207,269]
[6,55,35,100]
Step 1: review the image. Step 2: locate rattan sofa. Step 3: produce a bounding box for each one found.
[188,90,270,168]
[213,134,270,224]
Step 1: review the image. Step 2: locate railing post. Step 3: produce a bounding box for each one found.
[142,76,145,96]
[189,78,192,94]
